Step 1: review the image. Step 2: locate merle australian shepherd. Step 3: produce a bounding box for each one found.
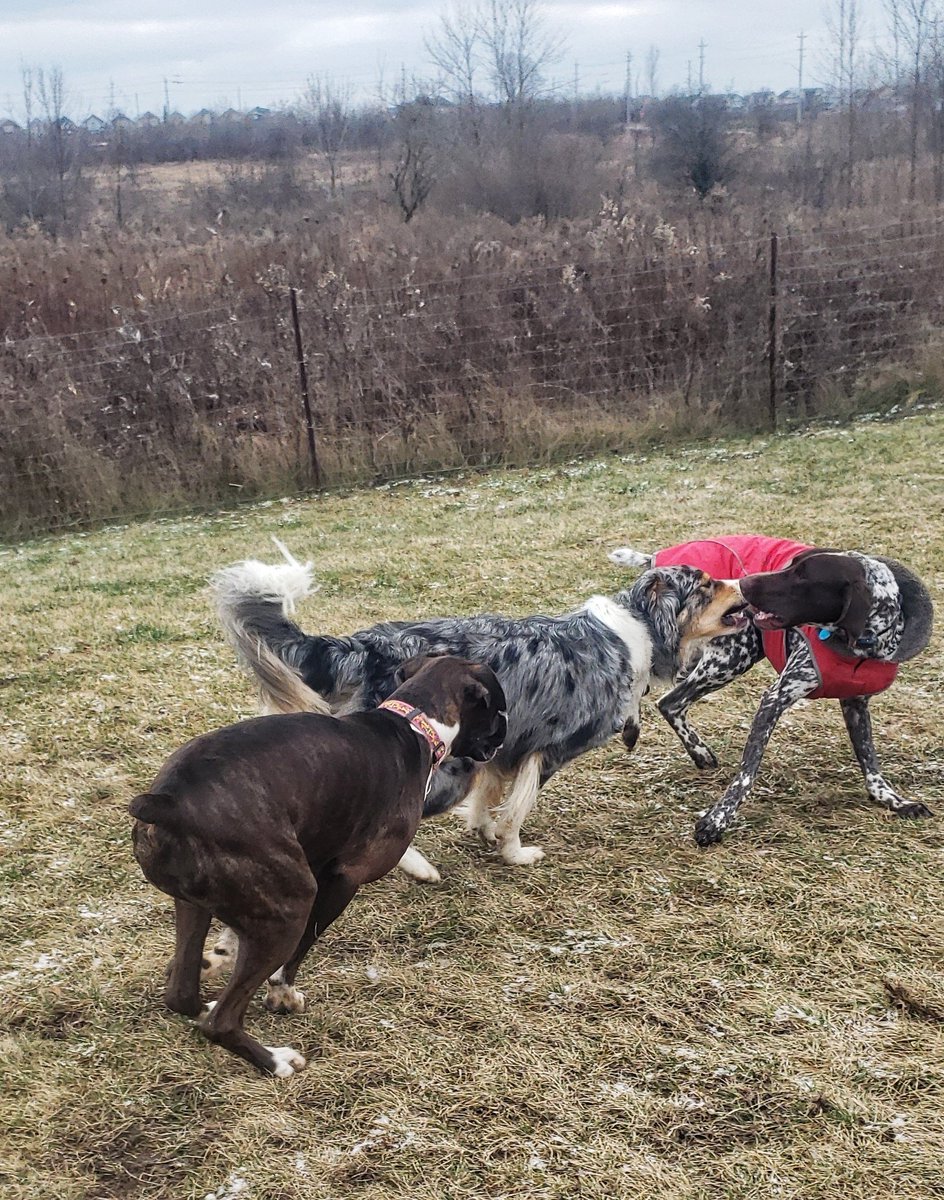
[211,541,748,881]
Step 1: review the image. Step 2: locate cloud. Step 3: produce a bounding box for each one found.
[0,0,891,117]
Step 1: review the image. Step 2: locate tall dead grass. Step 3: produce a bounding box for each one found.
[3,180,944,536]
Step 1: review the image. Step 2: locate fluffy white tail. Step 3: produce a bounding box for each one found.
[211,539,330,715]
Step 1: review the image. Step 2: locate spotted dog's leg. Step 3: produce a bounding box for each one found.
[840,696,933,820]
[694,632,820,846]
[656,627,763,770]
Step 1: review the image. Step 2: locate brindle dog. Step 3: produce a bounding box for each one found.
[130,655,506,1076]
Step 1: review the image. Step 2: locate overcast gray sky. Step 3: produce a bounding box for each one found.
[0,0,894,119]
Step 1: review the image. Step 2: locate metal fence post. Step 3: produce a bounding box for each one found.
[289,287,323,489]
[768,231,779,432]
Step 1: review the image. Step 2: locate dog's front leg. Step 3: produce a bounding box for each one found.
[657,629,763,769]
[694,635,819,846]
[840,696,932,820]
[494,753,544,865]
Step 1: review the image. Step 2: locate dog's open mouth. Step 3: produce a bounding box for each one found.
[722,601,750,629]
[748,607,786,631]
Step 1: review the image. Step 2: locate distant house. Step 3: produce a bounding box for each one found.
[82,114,107,133]
[0,118,21,134]
[192,108,215,125]
[53,115,77,132]
[746,90,775,110]
[165,111,186,126]
[724,93,746,111]
[111,112,135,130]
[248,106,271,121]
[219,108,244,123]
[137,111,162,127]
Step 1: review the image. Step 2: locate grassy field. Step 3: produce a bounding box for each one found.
[2,408,943,1200]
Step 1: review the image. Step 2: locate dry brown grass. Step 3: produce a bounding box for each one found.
[1,408,943,1199]
[4,191,944,537]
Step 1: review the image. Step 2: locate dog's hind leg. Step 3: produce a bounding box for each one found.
[657,629,763,770]
[165,900,214,1017]
[841,696,932,820]
[494,753,544,866]
[265,872,359,1015]
[201,908,313,1076]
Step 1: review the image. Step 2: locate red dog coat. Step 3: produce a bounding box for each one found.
[652,535,899,700]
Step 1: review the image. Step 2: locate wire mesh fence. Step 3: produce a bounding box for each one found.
[3,213,944,537]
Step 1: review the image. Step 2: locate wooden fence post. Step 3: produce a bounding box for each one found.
[289,287,323,489]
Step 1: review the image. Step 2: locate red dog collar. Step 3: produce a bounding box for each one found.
[378,699,448,767]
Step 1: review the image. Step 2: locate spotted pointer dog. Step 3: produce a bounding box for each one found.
[609,535,934,845]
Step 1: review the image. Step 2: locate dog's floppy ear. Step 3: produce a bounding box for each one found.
[836,574,872,644]
[394,656,429,685]
[464,677,491,706]
[636,569,682,653]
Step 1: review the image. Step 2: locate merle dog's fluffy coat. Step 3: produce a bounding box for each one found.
[212,542,747,878]
[610,538,934,846]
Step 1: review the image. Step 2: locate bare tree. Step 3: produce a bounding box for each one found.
[303,74,353,195]
[480,0,563,120]
[646,44,660,97]
[926,15,944,197]
[390,97,436,222]
[886,0,934,200]
[827,0,862,205]
[36,65,76,225]
[427,5,481,106]
[19,64,36,220]
[426,4,486,146]
[649,95,735,198]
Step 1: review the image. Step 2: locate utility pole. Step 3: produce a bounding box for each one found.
[163,77,170,123]
[796,31,805,124]
[624,50,633,124]
[698,38,706,94]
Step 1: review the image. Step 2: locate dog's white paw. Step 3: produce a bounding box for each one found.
[501,844,546,866]
[266,1045,307,1078]
[265,982,307,1014]
[397,845,441,884]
